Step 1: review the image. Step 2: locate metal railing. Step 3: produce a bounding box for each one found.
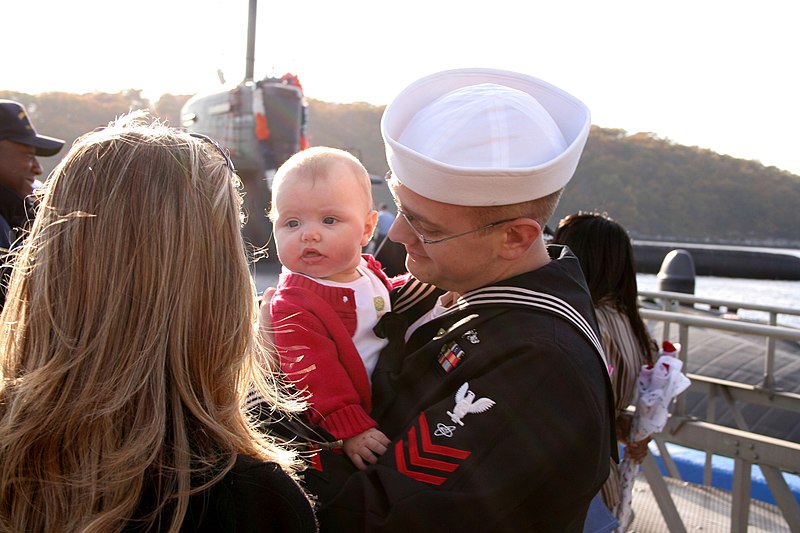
[640,289,800,389]
[633,290,800,533]
[639,290,800,321]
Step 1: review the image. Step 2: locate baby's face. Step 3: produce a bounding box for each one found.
[272,165,376,282]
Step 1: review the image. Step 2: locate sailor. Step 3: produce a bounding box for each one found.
[301,68,617,532]
[0,100,64,308]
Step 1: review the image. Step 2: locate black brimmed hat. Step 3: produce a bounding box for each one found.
[0,100,64,157]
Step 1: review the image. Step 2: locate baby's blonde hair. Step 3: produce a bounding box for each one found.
[269,146,373,221]
[0,113,304,533]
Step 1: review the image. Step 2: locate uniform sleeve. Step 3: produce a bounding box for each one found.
[311,336,612,532]
[271,291,377,439]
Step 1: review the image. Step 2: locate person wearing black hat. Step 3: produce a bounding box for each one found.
[0,100,65,308]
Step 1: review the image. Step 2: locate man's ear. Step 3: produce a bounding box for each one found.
[499,218,541,259]
[362,210,379,246]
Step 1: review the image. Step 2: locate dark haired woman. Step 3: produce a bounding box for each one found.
[554,212,657,529]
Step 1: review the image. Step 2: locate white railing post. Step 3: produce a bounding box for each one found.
[763,311,777,390]
[731,458,752,533]
[640,453,688,533]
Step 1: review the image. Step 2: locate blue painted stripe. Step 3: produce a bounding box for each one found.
[638,443,800,505]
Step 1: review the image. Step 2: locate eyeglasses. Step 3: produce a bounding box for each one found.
[397,210,516,245]
[188,132,236,172]
[385,170,516,245]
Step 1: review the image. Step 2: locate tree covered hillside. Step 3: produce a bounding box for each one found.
[555,128,800,246]
[3,90,798,247]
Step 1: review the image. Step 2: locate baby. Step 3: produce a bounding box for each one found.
[269,147,395,470]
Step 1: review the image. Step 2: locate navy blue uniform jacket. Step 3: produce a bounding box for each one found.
[305,246,616,532]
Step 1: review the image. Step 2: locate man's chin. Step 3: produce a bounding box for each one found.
[405,258,430,283]
[18,181,36,198]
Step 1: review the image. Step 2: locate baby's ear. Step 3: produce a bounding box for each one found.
[362,210,379,245]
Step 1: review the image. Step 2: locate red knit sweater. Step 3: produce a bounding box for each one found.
[271,255,402,439]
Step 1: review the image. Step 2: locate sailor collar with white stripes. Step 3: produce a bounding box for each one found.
[438,285,608,370]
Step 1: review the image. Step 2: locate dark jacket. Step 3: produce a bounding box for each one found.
[128,455,318,532]
[0,184,35,309]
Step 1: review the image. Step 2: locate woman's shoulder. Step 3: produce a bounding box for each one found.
[231,454,286,474]
[594,303,638,353]
[226,455,314,508]
[228,455,302,490]
[186,455,317,532]
[594,301,627,329]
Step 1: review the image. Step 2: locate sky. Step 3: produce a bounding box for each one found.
[3,0,799,175]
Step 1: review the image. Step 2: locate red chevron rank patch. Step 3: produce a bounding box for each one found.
[394,413,471,485]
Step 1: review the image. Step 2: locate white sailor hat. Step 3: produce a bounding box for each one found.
[381,68,591,206]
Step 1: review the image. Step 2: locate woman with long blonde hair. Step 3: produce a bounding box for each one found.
[0,114,317,532]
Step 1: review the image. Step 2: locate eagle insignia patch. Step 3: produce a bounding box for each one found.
[446,382,495,426]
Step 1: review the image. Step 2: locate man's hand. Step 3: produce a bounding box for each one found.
[342,428,391,470]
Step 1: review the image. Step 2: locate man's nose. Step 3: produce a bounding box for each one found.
[31,157,43,176]
[387,216,411,245]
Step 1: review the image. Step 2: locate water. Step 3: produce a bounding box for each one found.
[637,274,800,329]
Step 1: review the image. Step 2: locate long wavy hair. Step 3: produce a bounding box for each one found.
[553,211,653,358]
[0,114,304,532]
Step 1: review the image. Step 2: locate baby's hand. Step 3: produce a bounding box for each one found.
[342,428,391,470]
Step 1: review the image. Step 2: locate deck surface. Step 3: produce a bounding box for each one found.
[630,474,791,532]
